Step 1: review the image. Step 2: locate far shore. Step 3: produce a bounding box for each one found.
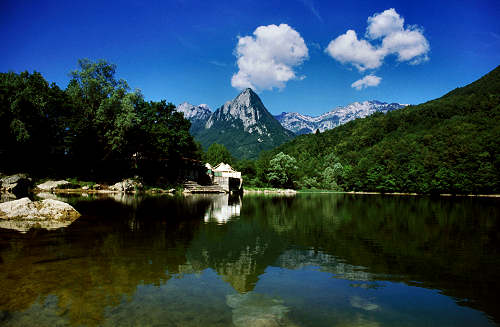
[296,190,500,198]
[35,188,500,198]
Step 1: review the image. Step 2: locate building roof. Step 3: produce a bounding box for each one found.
[213,162,236,172]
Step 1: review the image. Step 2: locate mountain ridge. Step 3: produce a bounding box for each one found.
[258,65,500,194]
[178,88,294,159]
[274,101,407,134]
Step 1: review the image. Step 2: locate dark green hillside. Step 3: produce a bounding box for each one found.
[257,66,500,194]
[195,115,294,160]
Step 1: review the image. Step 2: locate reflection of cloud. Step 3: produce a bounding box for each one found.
[350,296,380,311]
[204,195,241,224]
[227,292,292,327]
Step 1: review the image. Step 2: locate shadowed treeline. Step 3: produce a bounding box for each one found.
[0,59,200,183]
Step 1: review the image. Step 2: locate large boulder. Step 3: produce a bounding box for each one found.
[36,180,70,191]
[0,197,81,233]
[0,174,33,195]
[109,178,144,192]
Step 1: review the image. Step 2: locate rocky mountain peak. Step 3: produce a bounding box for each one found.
[207,88,272,134]
[176,102,212,120]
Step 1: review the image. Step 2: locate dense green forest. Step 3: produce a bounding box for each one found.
[0,59,200,183]
[2,60,498,194]
[247,66,500,194]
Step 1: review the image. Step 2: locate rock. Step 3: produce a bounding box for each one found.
[1,173,33,195]
[82,186,89,190]
[36,180,70,191]
[92,184,101,190]
[0,197,81,233]
[109,179,144,192]
[36,199,81,220]
[1,192,16,203]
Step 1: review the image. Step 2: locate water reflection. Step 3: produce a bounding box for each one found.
[203,194,242,224]
[0,193,498,326]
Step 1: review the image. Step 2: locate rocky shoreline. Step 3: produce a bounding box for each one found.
[0,174,177,233]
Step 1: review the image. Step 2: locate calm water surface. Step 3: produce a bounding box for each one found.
[0,193,499,326]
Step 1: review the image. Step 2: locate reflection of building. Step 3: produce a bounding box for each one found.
[206,163,243,193]
[204,195,241,224]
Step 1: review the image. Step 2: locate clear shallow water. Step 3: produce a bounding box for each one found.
[0,193,499,326]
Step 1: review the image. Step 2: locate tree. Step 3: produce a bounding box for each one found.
[0,71,71,174]
[267,152,297,188]
[204,143,233,166]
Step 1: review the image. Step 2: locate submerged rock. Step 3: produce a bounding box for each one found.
[36,180,70,191]
[0,197,80,233]
[109,179,144,192]
[0,173,33,195]
[226,293,298,327]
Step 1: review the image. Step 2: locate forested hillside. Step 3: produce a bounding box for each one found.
[253,66,500,194]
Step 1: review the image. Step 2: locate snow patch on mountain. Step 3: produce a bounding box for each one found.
[275,101,407,134]
[176,102,212,121]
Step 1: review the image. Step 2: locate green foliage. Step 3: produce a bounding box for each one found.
[0,71,72,174]
[0,59,200,182]
[266,152,297,188]
[204,143,234,166]
[255,65,500,193]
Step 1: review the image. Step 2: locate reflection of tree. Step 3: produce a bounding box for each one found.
[1,193,499,325]
[242,194,500,323]
[0,196,211,326]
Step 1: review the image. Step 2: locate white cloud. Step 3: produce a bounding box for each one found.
[325,8,429,72]
[325,30,385,71]
[351,75,382,90]
[381,28,429,62]
[366,8,404,39]
[231,24,309,91]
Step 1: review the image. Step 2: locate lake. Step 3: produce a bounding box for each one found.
[0,193,499,326]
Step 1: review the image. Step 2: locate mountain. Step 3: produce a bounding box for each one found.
[257,65,500,194]
[176,102,212,133]
[274,101,407,135]
[192,88,294,159]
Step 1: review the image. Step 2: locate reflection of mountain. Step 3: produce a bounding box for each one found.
[189,210,285,293]
[276,249,378,281]
[243,194,500,323]
[0,196,211,326]
[204,194,242,224]
[1,194,499,325]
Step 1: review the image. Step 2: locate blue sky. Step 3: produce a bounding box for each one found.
[1,0,499,116]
